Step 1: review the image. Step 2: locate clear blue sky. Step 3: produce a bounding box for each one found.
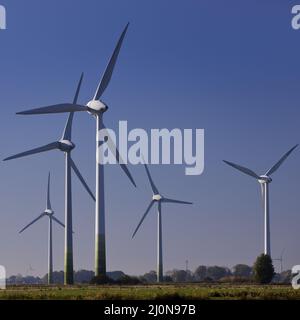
[0,0,300,277]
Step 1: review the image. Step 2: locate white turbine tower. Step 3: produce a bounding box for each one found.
[4,73,95,284]
[132,163,193,282]
[19,172,65,285]
[223,145,298,257]
[15,24,136,277]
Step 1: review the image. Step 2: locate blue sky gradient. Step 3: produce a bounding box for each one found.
[0,0,300,276]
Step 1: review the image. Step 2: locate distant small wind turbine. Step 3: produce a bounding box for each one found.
[223,145,298,257]
[274,249,285,273]
[26,265,35,276]
[132,163,193,282]
[19,173,65,285]
[4,73,95,285]
[15,24,136,278]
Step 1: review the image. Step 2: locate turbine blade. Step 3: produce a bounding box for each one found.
[162,198,193,205]
[265,144,298,176]
[4,142,60,161]
[132,201,155,239]
[47,172,52,210]
[144,163,159,194]
[70,158,96,201]
[103,124,136,187]
[94,23,129,100]
[73,72,84,104]
[19,213,46,234]
[52,216,65,228]
[16,104,87,115]
[62,73,84,140]
[62,113,74,141]
[62,73,84,141]
[223,160,260,179]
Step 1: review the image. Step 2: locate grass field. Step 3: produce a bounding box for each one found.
[0,284,299,300]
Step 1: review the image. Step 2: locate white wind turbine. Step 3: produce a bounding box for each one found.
[4,73,95,284]
[15,24,136,277]
[223,145,298,257]
[132,163,193,282]
[19,172,65,285]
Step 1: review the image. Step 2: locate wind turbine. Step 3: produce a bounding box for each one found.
[223,145,298,258]
[274,249,285,273]
[15,24,136,277]
[19,173,65,285]
[132,163,193,282]
[4,73,95,285]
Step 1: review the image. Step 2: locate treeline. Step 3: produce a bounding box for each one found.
[6,264,292,285]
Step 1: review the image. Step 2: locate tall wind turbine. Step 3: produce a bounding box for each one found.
[4,73,95,284]
[223,145,298,257]
[15,24,136,277]
[132,163,193,282]
[19,172,65,285]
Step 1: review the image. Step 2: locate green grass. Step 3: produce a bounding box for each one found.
[0,284,299,300]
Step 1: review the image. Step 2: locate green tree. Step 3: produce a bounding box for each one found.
[194,265,207,281]
[206,266,231,281]
[233,264,252,278]
[253,254,275,284]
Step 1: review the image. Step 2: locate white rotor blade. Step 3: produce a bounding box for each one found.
[16,103,88,115]
[103,124,136,187]
[223,160,260,179]
[52,216,65,228]
[47,172,52,210]
[132,201,155,239]
[70,158,95,201]
[94,23,129,100]
[4,142,60,161]
[19,213,46,234]
[162,198,193,205]
[143,163,159,194]
[265,144,298,176]
[73,72,84,105]
[62,73,84,141]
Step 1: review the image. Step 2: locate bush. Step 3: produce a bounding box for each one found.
[90,275,115,285]
[116,275,141,285]
[253,254,275,284]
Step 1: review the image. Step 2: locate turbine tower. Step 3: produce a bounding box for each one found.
[19,172,65,285]
[223,145,298,257]
[4,73,95,284]
[132,163,193,282]
[15,24,136,277]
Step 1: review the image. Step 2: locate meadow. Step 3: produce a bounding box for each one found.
[0,284,299,300]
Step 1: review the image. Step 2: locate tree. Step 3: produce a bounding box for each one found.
[166,270,189,282]
[194,266,207,281]
[233,264,252,278]
[142,271,157,283]
[206,266,231,281]
[253,254,275,284]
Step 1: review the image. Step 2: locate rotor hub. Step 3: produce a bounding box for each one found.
[45,209,54,216]
[258,175,272,184]
[87,100,108,115]
[152,194,163,201]
[59,139,75,152]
